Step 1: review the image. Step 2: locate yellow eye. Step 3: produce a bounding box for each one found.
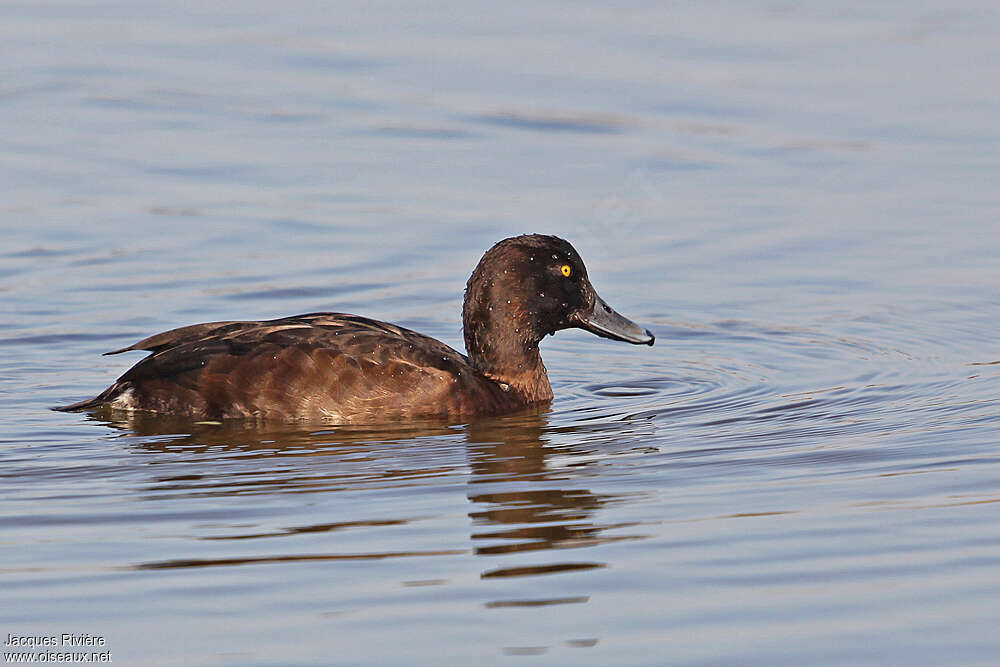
[560,264,572,277]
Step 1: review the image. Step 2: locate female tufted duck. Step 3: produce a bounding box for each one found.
[56,234,654,422]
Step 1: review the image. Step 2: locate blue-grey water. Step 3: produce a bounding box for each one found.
[3,1,1000,664]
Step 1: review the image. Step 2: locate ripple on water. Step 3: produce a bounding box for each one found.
[547,316,982,485]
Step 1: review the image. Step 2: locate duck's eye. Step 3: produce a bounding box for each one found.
[560,264,572,278]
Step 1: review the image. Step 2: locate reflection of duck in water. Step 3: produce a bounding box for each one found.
[117,407,643,596]
[464,414,643,564]
[57,235,653,423]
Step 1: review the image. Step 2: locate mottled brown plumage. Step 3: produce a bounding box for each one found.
[56,235,654,423]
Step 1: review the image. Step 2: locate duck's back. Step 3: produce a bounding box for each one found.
[67,313,518,422]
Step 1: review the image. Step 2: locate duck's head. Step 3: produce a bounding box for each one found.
[463,234,654,378]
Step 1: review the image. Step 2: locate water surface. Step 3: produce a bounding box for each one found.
[3,1,1000,664]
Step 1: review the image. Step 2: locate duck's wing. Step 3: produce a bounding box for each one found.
[104,320,242,355]
[102,313,406,356]
[67,313,501,421]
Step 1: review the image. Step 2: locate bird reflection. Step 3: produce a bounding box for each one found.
[462,413,632,559]
[84,406,645,577]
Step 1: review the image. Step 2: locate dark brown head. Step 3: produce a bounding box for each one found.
[462,234,654,392]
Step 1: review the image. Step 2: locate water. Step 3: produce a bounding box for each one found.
[3,1,1000,664]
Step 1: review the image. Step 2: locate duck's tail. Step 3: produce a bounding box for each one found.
[52,384,121,412]
[53,396,105,412]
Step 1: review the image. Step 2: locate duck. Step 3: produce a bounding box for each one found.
[56,234,654,423]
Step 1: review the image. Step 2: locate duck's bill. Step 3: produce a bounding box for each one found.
[572,293,655,346]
